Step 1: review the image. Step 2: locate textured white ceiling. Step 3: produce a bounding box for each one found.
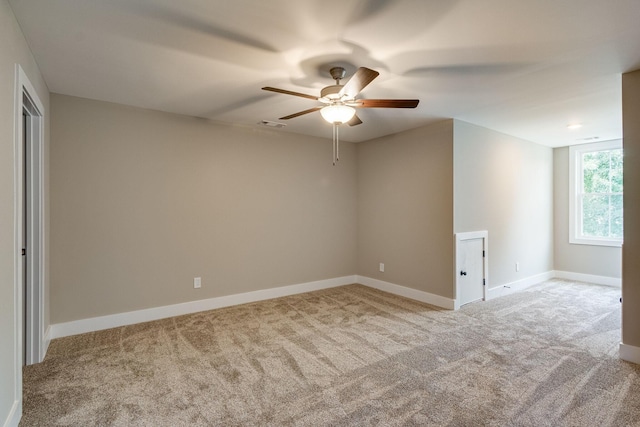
[9,0,640,146]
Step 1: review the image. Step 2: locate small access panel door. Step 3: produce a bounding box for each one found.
[458,237,484,306]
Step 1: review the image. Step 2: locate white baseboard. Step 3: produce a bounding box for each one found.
[3,400,20,427]
[356,275,454,310]
[47,270,625,340]
[620,343,640,365]
[50,275,357,339]
[486,271,555,300]
[553,270,621,287]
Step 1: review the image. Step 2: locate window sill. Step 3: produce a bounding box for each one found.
[569,238,623,248]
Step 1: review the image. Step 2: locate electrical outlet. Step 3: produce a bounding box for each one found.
[515,262,520,272]
[194,277,202,289]
[379,263,385,272]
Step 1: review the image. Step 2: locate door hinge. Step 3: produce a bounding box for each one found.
[483,279,486,286]
[21,248,26,256]
[482,250,485,257]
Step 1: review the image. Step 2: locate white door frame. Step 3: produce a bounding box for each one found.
[454,230,489,310]
[14,63,47,380]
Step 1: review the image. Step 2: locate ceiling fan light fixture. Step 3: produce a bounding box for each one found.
[320,104,356,124]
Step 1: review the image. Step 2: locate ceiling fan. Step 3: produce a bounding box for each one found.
[262,66,419,165]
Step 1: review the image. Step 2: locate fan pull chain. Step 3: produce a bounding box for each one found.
[332,123,340,166]
[332,124,336,165]
[336,124,340,163]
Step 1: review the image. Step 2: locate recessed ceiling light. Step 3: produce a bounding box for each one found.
[567,123,583,130]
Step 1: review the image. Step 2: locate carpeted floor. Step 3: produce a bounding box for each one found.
[21,280,640,426]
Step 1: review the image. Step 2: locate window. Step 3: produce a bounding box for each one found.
[569,140,623,247]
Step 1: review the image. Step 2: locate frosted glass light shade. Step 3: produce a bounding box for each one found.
[320,105,355,124]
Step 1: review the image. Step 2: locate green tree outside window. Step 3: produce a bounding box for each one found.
[581,148,623,239]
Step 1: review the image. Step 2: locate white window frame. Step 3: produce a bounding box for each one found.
[569,139,623,247]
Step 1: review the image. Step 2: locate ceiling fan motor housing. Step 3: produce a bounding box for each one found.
[321,85,343,100]
[320,66,349,101]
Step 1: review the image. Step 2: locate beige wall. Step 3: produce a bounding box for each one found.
[0,0,50,423]
[356,120,455,298]
[622,70,640,349]
[50,94,357,323]
[454,120,553,288]
[553,147,622,278]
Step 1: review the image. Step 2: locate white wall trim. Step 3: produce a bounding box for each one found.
[620,343,640,365]
[2,400,20,427]
[486,271,555,300]
[50,276,357,339]
[356,275,455,310]
[48,269,623,340]
[553,270,621,287]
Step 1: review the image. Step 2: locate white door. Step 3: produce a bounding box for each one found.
[20,85,45,365]
[458,238,484,306]
[22,109,28,365]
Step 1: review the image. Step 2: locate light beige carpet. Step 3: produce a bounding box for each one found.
[21,280,640,426]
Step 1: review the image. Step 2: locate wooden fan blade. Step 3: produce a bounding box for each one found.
[262,87,318,101]
[354,99,419,108]
[339,67,379,99]
[279,106,322,120]
[347,114,363,126]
